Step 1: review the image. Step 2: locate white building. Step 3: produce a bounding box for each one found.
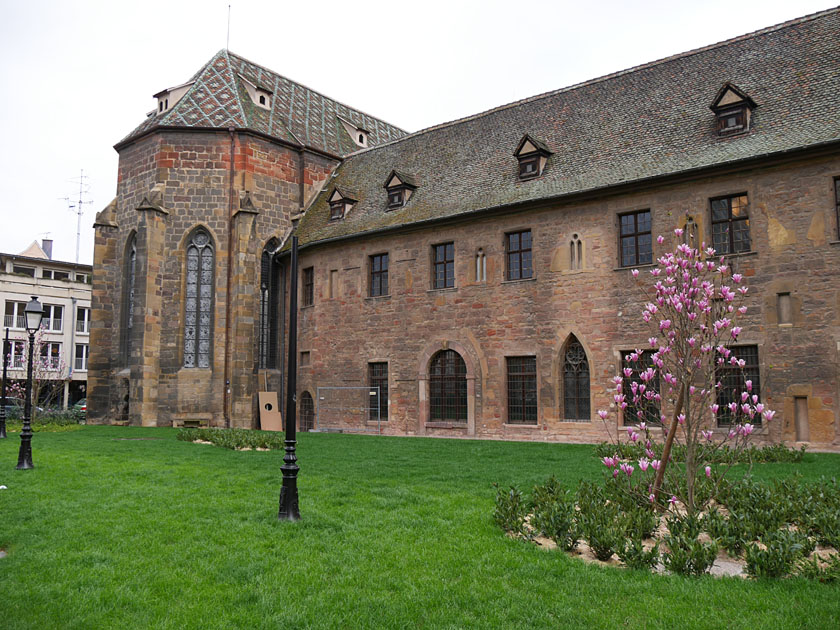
[1,240,92,407]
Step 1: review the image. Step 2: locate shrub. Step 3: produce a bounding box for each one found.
[530,480,579,551]
[795,554,840,583]
[618,538,659,571]
[662,534,718,576]
[622,506,658,540]
[745,530,807,579]
[177,427,285,450]
[492,485,527,537]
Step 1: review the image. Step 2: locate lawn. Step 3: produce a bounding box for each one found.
[0,426,838,629]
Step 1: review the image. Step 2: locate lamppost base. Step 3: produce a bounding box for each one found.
[16,443,33,470]
[277,465,300,521]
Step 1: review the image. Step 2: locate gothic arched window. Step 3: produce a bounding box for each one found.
[120,233,137,365]
[184,228,214,368]
[563,337,590,421]
[259,240,282,369]
[429,349,467,422]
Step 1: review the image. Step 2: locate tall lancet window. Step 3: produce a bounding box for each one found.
[259,240,281,369]
[121,233,137,365]
[563,337,590,421]
[184,228,214,368]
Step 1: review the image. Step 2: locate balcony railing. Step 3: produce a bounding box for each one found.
[11,356,25,369]
[45,318,62,332]
[3,315,25,329]
[75,320,90,334]
[74,357,88,371]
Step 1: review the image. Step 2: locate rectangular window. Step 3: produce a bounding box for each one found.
[711,194,751,254]
[302,267,314,307]
[329,201,344,221]
[369,253,389,297]
[43,304,63,331]
[619,210,653,267]
[43,269,71,281]
[387,189,405,209]
[4,301,26,329]
[835,177,840,240]
[75,272,90,283]
[505,230,533,281]
[13,266,35,277]
[507,356,537,424]
[369,362,389,422]
[76,306,90,334]
[621,350,661,425]
[715,345,760,426]
[432,242,455,289]
[518,155,540,180]
[10,340,25,369]
[40,342,61,371]
[299,351,310,367]
[75,344,89,371]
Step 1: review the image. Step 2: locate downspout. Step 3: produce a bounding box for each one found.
[224,128,237,428]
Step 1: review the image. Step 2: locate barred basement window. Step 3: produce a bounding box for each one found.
[715,345,761,426]
[507,356,537,424]
[563,338,590,421]
[300,391,314,432]
[621,350,660,425]
[429,349,467,422]
[711,194,750,254]
[369,362,389,421]
[184,228,214,368]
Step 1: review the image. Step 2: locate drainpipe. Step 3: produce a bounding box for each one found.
[224,128,237,428]
[297,148,305,211]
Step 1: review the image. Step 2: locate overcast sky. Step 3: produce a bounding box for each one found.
[0,0,833,264]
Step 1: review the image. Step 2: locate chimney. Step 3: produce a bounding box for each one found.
[42,239,53,259]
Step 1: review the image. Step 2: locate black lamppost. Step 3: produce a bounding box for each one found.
[0,328,8,439]
[278,237,300,520]
[16,296,43,470]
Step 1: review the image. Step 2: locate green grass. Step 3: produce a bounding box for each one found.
[0,427,838,629]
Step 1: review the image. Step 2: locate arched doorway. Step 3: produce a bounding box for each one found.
[429,349,468,423]
[300,391,314,432]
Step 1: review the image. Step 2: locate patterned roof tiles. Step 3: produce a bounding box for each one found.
[118,50,407,155]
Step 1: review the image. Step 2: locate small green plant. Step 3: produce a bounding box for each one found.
[622,506,658,540]
[662,534,718,576]
[795,554,840,583]
[745,530,807,579]
[618,537,659,571]
[493,485,527,537]
[530,482,579,551]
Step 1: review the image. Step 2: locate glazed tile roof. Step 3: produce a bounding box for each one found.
[118,50,407,155]
[295,8,840,248]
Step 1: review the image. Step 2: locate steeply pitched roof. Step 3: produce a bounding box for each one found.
[295,8,840,248]
[18,241,48,259]
[118,50,407,156]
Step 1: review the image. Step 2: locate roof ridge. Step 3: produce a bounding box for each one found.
[226,50,409,135]
[223,49,248,130]
[345,6,840,157]
[158,50,226,127]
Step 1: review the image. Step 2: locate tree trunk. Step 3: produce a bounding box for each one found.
[652,384,685,505]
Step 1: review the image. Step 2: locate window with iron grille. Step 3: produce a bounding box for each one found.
[563,339,590,421]
[300,391,314,432]
[621,350,660,425]
[711,194,751,255]
[302,267,314,307]
[505,230,532,280]
[121,233,137,365]
[432,242,455,289]
[184,228,214,368]
[619,210,653,267]
[369,253,389,297]
[259,246,282,369]
[715,345,760,426]
[429,349,467,422]
[507,356,537,424]
[368,362,388,421]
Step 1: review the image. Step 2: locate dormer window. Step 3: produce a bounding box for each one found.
[514,134,552,181]
[328,187,356,221]
[710,83,757,137]
[383,170,417,210]
[338,116,370,148]
[153,81,194,116]
[238,74,272,110]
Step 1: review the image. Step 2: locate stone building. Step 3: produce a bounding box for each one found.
[90,8,840,448]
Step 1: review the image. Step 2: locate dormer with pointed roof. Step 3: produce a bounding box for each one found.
[328,187,357,221]
[383,170,417,210]
[514,134,552,180]
[710,83,757,137]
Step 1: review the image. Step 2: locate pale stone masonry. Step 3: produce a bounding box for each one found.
[91,10,840,447]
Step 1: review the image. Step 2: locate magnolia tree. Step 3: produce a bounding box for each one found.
[5,326,70,417]
[599,228,775,516]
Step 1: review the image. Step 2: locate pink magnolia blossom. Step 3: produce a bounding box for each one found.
[763,409,776,422]
[598,409,609,420]
[638,458,650,472]
[651,459,661,471]
[631,269,640,278]
[620,463,634,477]
[701,430,714,441]
[668,496,678,506]
[649,493,656,503]
[705,466,712,478]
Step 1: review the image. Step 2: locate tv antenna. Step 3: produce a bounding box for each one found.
[226,5,231,50]
[60,169,93,264]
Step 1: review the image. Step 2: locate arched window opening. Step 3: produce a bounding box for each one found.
[570,233,583,270]
[429,349,467,422]
[475,248,486,282]
[259,240,282,369]
[684,215,698,247]
[563,337,590,421]
[120,233,137,365]
[184,228,214,368]
[300,391,314,432]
